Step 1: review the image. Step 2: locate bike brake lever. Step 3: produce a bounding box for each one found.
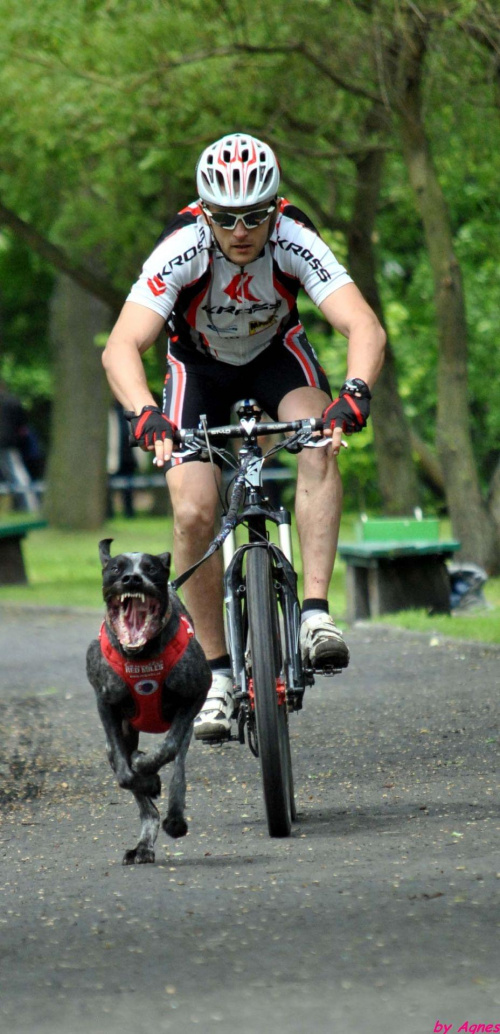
[302,438,349,449]
[302,437,331,449]
[170,443,205,460]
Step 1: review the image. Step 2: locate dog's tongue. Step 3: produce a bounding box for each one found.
[125,598,149,647]
[111,595,160,650]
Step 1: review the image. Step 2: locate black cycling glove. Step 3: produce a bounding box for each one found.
[322,378,372,434]
[126,406,176,448]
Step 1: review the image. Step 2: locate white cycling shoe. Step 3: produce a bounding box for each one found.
[300,613,350,670]
[194,671,234,741]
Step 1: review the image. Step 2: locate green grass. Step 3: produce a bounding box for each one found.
[0,517,175,609]
[0,513,347,612]
[376,596,500,644]
[0,514,498,645]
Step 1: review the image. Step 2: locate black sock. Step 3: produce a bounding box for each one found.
[301,598,329,618]
[208,654,231,672]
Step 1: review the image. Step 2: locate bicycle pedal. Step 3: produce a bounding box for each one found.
[198,731,232,746]
[313,664,343,677]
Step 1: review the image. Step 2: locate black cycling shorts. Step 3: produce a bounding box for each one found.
[163,322,331,467]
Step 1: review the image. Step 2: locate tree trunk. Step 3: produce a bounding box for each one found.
[410,431,445,497]
[347,106,420,515]
[45,273,111,529]
[393,16,499,570]
[489,457,500,532]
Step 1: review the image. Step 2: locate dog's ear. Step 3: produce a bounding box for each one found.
[158,552,171,580]
[99,539,114,568]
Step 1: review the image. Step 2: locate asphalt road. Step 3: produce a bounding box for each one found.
[0,604,499,1034]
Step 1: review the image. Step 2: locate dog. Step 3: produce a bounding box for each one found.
[86,539,211,865]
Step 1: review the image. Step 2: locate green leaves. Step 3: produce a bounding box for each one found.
[1,0,500,522]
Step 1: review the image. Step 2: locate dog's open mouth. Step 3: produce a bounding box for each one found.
[107,593,163,650]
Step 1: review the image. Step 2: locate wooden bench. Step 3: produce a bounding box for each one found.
[0,520,47,585]
[338,518,461,623]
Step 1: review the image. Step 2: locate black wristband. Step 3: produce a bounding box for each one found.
[340,378,372,400]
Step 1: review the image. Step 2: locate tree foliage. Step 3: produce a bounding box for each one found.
[1,0,500,561]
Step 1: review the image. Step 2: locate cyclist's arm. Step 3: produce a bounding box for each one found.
[319,283,386,389]
[319,283,385,452]
[275,211,385,384]
[102,301,173,465]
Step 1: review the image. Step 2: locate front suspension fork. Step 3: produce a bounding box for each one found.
[223,544,306,710]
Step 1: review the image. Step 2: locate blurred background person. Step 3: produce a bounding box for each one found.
[0,380,42,512]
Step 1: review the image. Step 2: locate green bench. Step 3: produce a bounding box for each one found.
[0,519,47,585]
[338,517,461,623]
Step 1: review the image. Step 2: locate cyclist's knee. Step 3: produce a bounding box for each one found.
[297,442,340,482]
[173,494,217,538]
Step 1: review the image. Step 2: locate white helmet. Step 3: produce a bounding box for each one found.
[196,133,280,208]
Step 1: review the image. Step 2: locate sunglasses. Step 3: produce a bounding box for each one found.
[203,202,276,230]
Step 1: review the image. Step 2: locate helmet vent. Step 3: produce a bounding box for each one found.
[215,170,227,196]
[247,169,257,195]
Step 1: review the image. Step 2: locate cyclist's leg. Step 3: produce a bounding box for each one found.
[163,346,231,659]
[279,386,349,667]
[167,462,234,739]
[249,326,348,667]
[166,461,226,660]
[277,384,341,598]
[245,322,340,595]
[164,347,236,737]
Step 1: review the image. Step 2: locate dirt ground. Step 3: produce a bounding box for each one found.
[0,604,499,1034]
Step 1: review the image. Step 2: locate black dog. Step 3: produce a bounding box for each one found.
[86,539,211,865]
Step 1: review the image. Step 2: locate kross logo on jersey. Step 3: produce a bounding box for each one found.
[147,274,167,297]
[224,274,259,303]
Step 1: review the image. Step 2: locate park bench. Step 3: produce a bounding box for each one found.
[338,516,461,623]
[0,519,47,585]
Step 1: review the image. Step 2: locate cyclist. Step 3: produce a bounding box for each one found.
[102,132,386,741]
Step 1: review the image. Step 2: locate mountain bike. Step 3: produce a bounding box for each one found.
[171,401,343,838]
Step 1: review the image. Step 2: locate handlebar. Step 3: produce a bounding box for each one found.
[130,415,331,458]
[174,416,324,446]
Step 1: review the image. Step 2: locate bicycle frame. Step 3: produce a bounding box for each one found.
[170,405,328,835]
[221,435,309,735]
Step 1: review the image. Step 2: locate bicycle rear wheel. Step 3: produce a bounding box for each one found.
[246,547,293,837]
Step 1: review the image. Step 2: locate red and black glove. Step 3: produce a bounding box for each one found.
[125,406,176,448]
[322,378,372,435]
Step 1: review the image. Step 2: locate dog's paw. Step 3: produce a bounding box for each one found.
[141,773,162,798]
[163,814,188,839]
[122,846,156,865]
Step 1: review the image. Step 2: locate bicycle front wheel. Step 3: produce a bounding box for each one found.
[246,547,293,838]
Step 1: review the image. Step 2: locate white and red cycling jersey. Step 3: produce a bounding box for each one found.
[127,198,352,366]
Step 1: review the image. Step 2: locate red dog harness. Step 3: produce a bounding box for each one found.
[99,615,195,733]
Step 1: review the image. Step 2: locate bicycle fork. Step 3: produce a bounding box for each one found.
[224,544,306,746]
